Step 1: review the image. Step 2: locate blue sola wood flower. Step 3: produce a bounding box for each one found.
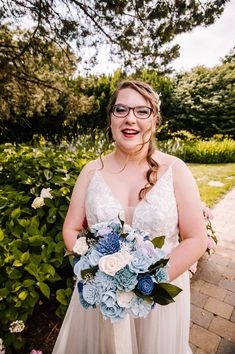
[137,274,154,295]
[96,233,120,255]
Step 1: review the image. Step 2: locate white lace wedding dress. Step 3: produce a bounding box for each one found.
[52,165,192,354]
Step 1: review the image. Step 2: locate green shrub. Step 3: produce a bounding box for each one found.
[159,137,235,163]
[0,140,98,352]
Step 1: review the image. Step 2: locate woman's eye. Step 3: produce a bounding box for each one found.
[115,106,127,113]
[136,107,149,115]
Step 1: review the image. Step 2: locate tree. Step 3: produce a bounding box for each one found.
[1,0,229,78]
[0,25,97,142]
[221,46,235,64]
[167,63,235,137]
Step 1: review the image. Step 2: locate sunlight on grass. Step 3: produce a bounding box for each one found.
[188,163,235,207]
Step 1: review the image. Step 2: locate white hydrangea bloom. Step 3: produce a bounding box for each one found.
[31,196,45,209]
[9,320,25,333]
[40,187,53,199]
[0,338,5,354]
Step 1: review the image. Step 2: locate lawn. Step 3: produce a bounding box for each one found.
[188,163,235,207]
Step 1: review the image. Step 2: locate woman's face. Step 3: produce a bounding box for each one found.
[110,87,156,154]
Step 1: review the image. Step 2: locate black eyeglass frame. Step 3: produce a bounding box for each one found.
[111,104,153,119]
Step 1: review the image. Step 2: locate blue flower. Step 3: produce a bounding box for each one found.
[73,255,91,281]
[77,282,83,293]
[88,249,103,266]
[153,249,166,262]
[96,233,120,255]
[127,297,152,318]
[79,290,92,309]
[100,290,125,322]
[129,250,152,273]
[137,275,154,295]
[82,283,101,305]
[154,267,169,283]
[114,266,138,291]
[94,270,116,292]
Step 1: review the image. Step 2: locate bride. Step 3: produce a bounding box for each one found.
[52,79,207,354]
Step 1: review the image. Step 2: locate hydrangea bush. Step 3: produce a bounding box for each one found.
[0,140,96,352]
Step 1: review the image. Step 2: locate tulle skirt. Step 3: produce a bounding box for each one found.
[52,271,192,354]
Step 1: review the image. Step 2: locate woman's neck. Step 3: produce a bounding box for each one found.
[112,147,149,168]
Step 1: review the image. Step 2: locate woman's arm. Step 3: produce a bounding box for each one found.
[168,159,208,281]
[62,161,95,251]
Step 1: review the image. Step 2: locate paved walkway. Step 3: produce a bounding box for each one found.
[190,188,235,354]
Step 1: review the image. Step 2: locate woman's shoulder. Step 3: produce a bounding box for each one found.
[153,150,191,180]
[77,159,98,184]
[153,150,185,168]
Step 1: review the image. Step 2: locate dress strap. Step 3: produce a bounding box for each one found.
[94,158,102,171]
[169,157,180,168]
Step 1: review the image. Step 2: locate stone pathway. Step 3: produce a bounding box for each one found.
[190,187,235,354]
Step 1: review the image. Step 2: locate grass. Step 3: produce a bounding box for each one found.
[188,163,235,207]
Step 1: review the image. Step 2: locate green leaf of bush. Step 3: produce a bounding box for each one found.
[38,282,50,299]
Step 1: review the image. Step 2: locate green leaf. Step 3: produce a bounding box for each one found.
[56,289,69,306]
[38,281,50,299]
[25,263,39,277]
[13,260,23,267]
[28,215,40,234]
[151,236,165,248]
[8,268,22,280]
[148,258,169,274]
[18,290,28,301]
[158,282,182,298]
[152,283,174,305]
[152,283,182,305]
[0,288,10,297]
[11,207,21,219]
[28,236,45,246]
[23,279,35,287]
[18,219,30,228]
[40,263,55,276]
[21,251,30,263]
[0,229,4,241]
[44,169,53,180]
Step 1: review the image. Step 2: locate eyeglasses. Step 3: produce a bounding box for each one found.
[112,104,153,119]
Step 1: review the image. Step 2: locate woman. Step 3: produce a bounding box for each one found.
[53,80,207,354]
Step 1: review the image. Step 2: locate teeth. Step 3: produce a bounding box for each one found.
[122,130,138,134]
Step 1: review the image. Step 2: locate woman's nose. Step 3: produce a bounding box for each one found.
[125,108,136,123]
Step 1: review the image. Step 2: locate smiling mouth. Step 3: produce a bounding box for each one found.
[121,129,139,137]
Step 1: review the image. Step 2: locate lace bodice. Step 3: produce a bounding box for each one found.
[85,166,179,254]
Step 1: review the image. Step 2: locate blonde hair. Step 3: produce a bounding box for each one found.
[107,79,161,199]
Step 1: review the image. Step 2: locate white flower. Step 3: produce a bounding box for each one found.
[73,237,89,255]
[98,250,133,276]
[117,291,136,308]
[9,320,25,333]
[40,187,53,199]
[31,196,45,209]
[0,338,5,354]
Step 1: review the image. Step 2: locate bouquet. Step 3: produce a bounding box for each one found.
[73,217,182,323]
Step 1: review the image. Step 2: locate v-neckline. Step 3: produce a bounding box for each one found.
[95,166,172,222]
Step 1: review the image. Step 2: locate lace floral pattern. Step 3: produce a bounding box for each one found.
[85,166,179,255]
